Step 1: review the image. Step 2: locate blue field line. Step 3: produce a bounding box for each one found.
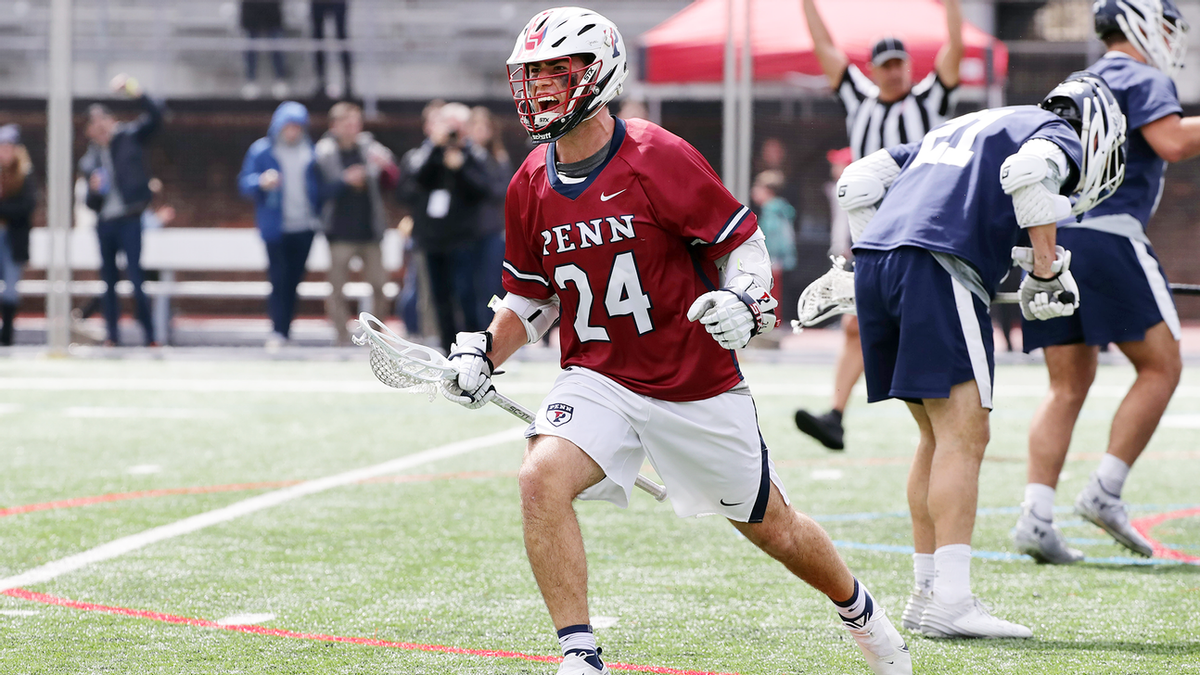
[820,504,1200,566]
[813,504,1200,523]
[829,540,1194,565]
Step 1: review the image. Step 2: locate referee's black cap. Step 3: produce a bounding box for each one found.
[870,37,909,66]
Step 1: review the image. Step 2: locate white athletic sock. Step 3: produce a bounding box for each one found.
[832,578,875,625]
[557,624,597,657]
[933,544,973,606]
[1095,454,1131,498]
[1024,483,1057,521]
[913,553,934,597]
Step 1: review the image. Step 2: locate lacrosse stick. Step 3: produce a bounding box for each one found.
[353,313,668,501]
[792,256,857,332]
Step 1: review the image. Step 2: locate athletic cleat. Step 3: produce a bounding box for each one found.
[1013,504,1085,564]
[557,653,610,675]
[843,607,912,675]
[1075,476,1154,557]
[794,409,845,450]
[900,590,929,632]
[919,594,1033,639]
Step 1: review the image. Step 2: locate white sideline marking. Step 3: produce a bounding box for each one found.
[0,609,39,616]
[810,469,844,481]
[126,465,163,475]
[591,616,620,629]
[65,407,220,419]
[1161,414,1200,429]
[216,613,276,626]
[0,404,21,415]
[0,427,525,593]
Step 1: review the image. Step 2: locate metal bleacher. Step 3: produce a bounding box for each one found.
[1,0,691,101]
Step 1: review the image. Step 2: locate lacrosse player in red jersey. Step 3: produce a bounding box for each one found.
[440,7,909,675]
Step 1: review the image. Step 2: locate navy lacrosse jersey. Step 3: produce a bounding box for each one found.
[1082,53,1182,228]
[502,117,758,402]
[854,106,1083,293]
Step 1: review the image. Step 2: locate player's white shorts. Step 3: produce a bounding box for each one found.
[527,366,788,522]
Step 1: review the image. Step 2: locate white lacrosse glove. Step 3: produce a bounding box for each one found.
[686,275,779,350]
[440,331,496,409]
[1011,246,1080,321]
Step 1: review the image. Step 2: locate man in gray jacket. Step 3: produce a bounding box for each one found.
[315,102,398,344]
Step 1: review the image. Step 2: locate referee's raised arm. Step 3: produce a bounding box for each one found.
[802,0,849,90]
[934,0,965,88]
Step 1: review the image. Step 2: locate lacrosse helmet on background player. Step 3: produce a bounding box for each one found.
[1094,0,1190,77]
[1039,71,1128,216]
[506,6,629,143]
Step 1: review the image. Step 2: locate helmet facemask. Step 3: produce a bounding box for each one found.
[508,56,605,143]
[1074,93,1127,215]
[1113,0,1191,76]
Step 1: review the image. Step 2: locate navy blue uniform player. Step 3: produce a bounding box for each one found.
[1015,0,1200,564]
[838,73,1126,639]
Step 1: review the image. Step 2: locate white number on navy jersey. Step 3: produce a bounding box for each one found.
[554,253,656,342]
[910,108,1017,169]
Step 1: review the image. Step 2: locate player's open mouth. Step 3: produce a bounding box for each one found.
[537,96,561,112]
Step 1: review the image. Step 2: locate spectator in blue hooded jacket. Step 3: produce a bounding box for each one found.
[238,101,324,345]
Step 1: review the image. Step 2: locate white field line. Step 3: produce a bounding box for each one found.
[3,377,1200,399]
[0,427,525,593]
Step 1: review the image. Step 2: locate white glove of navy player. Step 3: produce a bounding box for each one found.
[686,275,779,350]
[440,331,496,409]
[1011,245,1081,321]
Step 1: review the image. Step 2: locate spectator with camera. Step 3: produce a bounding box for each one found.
[238,101,324,348]
[315,101,398,345]
[397,101,491,354]
[77,74,163,347]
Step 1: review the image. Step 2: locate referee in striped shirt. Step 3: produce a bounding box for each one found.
[795,0,964,450]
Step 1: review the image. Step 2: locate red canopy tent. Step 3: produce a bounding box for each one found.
[640,0,1008,87]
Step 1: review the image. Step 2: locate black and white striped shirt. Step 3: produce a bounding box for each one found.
[837,65,957,160]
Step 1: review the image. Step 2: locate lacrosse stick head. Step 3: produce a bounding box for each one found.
[353,313,456,399]
[794,256,857,331]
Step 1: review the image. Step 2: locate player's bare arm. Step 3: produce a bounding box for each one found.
[933,0,964,88]
[1140,114,1200,164]
[802,0,849,89]
[484,307,533,368]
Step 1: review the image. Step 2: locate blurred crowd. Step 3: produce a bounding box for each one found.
[0,78,829,351]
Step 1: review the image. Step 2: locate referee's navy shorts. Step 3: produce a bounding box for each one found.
[855,246,995,409]
[1021,228,1181,351]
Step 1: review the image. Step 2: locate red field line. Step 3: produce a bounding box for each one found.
[1132,507,1200,563]
[0,471,518,519]
[2,588,739,675]
[0,482,300,517]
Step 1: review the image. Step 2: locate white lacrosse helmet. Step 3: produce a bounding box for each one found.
[506,7,629,143]
[1094,0,1190,78]
[1040,71,1128,216]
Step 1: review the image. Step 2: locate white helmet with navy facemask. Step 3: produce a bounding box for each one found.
[1040,71,1128,217]
[506,7,629,144]
[1094,0,1191,77]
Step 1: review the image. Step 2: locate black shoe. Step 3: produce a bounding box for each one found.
[794,409,845,450]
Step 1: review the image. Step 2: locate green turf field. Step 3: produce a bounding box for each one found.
[1,356,1197,674]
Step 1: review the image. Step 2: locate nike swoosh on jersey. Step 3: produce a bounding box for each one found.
[599,189,626,201]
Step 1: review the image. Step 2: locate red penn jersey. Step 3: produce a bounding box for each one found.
[502,117,758,402]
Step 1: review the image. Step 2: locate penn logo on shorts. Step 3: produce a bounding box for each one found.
[546,403,574,427]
